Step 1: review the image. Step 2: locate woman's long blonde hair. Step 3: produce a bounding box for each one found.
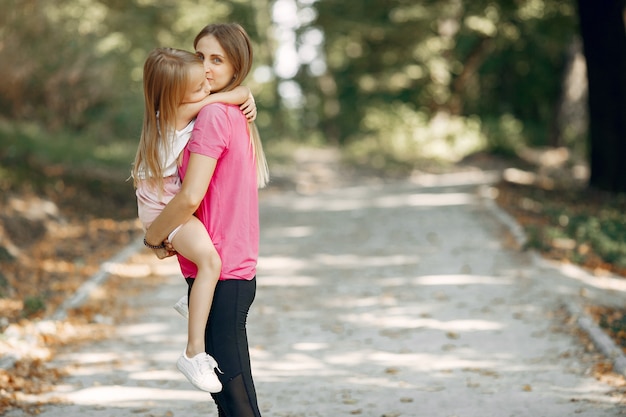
[194,23,269,188]
[132,48,203,191]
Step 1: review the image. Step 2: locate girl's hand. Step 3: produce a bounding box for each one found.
[163,238,175,253]
[151,246,176,259]
[240,93,257,121]
[151,239,176,259]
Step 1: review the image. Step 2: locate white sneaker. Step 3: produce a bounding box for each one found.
[173,295,189,318]
[176,351,222,392]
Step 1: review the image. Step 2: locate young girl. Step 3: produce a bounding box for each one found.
[132,47,255,393]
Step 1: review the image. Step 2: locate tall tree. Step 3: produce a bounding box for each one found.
[577,0,626,192]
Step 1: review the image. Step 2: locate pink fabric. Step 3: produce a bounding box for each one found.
[177,103,259,281]
[136,176,181,229]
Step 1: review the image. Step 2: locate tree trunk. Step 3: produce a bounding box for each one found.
[577,0,626,192]
[550,38,588,148]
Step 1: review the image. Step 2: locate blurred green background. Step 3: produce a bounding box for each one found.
[0,0,622,186]
[1,0,626,322]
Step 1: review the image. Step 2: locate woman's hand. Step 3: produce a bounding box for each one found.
[240,93,257,121]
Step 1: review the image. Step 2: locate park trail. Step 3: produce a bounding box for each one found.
[6,156,626,417]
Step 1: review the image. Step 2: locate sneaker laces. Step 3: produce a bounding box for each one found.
[197,354,223,375]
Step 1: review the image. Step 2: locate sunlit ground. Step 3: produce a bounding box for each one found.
[8,172,623,417]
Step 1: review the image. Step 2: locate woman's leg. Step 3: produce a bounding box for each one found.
[171,216,221,357]
[186,277,261,417]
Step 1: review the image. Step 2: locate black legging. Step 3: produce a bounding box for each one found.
[186,277,261,417]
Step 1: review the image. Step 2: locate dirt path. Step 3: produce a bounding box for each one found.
[6,169,625,416]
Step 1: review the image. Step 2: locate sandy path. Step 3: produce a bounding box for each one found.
[6,171,624,416]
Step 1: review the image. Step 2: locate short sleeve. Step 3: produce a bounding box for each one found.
[187,103,231,159]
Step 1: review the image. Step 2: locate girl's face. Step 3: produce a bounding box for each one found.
[181,64,211,104]
[195,34,235,93]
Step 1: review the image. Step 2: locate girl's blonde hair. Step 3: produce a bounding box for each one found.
[132,48,203,191]
[194,23,269,188]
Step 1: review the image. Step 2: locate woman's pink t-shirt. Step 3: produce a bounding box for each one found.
[176,103,259,280]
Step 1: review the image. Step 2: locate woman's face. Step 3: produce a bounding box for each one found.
[195,34,235,93]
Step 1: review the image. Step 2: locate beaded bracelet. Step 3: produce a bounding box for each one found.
[143,238,165,249]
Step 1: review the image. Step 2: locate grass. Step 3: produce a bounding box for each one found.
[0,121,136,184]
[495,180,626,277]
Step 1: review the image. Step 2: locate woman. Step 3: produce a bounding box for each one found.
[133,47,257,393]
[144,23,269,417]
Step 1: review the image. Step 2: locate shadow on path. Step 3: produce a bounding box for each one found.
[7,172,623,416]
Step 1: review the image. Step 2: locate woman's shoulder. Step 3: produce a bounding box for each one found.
[198,102,242,117]
[199,101,227,112]
[195,103,245,134]
[198,102,243,121]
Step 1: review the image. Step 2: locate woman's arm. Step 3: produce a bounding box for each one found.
[144,153,217,257]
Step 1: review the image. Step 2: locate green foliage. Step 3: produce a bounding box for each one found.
[0,271,8,298]
[309,0,578,152]
[344,102,486,173]
[0,1,594,179]
[520,188,626,269]
[1,0,133,135]
[0,248,13,263]
[23,296,46,317]
[598,310,626,350]
[524,225,553,253]
[481,114,526,157]
[0,0,254,142]
[0,121,134,180]
[568,214,626,267]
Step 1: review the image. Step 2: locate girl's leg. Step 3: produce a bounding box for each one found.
[170,216,221,357]
[186,277,261,417]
